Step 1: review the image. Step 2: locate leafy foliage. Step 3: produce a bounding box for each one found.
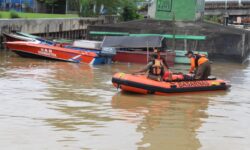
[77,0,122,17]
[121,0,140,21]
[10,10,20,18]
[204,15,222,24]
[37,0,58,4]
[73,0,141,21]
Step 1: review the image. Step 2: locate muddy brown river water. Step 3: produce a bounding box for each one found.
[0,51,249,150]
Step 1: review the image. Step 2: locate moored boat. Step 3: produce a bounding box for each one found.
[90,31,209,65]
[2,32,36,42]
[101,36,175,66]
[5,41,107,65]
[112,72,230,95]
[3,32,56,45]
[3,32,115,64]
[112,50,175,65]
[65,40,116,64]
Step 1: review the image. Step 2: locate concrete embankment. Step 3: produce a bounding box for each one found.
[88,19,250,63]
[0,16,117,49]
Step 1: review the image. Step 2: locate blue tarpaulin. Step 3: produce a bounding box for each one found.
[0,0,34,11]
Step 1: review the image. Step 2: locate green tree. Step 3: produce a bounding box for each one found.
[79,0,121,16]
[70,0,141,20]
[78,0,87,17]
[94,0,122,15]
[37,0,59,13]
[121,0,140,21]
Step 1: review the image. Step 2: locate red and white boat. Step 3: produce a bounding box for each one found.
[2,32,36,42]
[5,41,107,64]
[3,32,57,45]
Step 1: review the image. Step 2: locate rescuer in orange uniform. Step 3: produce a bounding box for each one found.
[185,51,211,79]
[133,48,171,81]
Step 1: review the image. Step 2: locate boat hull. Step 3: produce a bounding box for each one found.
[112,73,230,95]
[2,32,35,42]
[112,50,175,66]
[5,41,106,64]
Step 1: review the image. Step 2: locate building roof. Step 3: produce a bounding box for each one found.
[102,36,165,48]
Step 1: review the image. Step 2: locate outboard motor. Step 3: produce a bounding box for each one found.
[100,47,117,64]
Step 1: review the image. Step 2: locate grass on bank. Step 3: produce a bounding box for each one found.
[0,11,79,19]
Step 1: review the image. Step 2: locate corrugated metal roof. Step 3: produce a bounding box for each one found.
[90,31,206,40]
[102,36,164,48]
[89,31,129,36]
[130,34,206,40]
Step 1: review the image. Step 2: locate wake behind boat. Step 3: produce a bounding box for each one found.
[5,41,106,64]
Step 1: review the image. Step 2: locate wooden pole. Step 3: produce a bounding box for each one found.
[147,41,149,62]
[172,11,176,51]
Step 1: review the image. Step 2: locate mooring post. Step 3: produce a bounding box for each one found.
[241,33,245,58]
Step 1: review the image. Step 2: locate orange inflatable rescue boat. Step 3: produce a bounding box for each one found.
[112,72,231,95]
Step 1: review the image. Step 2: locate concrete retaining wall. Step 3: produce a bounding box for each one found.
[88,19,250,63]
[0,16,118,49]
[0,18,103,34]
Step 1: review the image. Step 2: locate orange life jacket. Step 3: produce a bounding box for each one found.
[194,54,208,67]
[190,54,209,73]
[150,59,164,76]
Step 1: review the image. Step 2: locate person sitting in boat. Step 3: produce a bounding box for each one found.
[153,48,173,81]
[185,50,211,80]
[133,49,171,81]
[153,48,170,68]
